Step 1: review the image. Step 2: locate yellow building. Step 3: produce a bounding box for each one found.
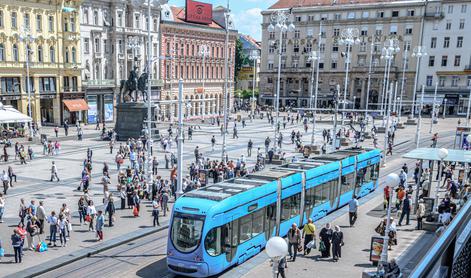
[0,0,83,125]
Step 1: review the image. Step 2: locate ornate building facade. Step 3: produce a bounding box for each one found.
[0,0,82,125]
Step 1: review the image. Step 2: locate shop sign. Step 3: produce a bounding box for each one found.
[186,0,212,25]
[40,94,56,99]
[0,95,21,101]
[88,101,97,123]
[104,102,113,122]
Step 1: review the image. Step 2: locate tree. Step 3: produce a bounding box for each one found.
[234,38,245,81]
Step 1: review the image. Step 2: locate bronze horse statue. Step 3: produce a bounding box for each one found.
[119,67,149,103]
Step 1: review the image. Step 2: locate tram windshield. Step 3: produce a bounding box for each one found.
[171,212,205,253]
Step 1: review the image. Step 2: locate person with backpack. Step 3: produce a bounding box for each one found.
[287,223,301,262]
[302,218,316,255]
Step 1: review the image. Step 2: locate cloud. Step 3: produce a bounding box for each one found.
[234,7,263,40]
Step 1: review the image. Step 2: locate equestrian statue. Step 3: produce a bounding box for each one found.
[119,66,149,103]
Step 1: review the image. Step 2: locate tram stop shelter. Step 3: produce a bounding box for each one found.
[402,148,471,223]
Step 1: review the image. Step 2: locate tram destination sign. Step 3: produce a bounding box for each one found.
[186,0,212,25]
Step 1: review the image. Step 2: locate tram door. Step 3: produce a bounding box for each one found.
[354,167,366,197]
[225,219,238,264]
[329,180,339,210]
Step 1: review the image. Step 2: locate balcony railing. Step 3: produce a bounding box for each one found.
[82,79,116,87]
[424,12,444,18]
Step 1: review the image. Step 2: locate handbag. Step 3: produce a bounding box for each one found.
[297,245,303,253]
[133,206,139,217]
[85,214,91,222]
[319,241,326,252]
[68,222,73,231]
[306,238,316,249]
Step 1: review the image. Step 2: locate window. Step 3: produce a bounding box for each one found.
[268,62,273,70]
[319,62,324,69]
[65,48,69,63]
[64,18,68,32]
[117,12,122,27]
[359,42,367,52]
[341,173,355,194]
[319,43,325,52]
[269,32,275,40]
[294,30,300,39]
[454,55,461,67]
[333,28,340,36]
[170,212,204,253]
[452,76,459,87]
[441,56,448,67]
[446,21,451,30]
[49,46,55,63]
[362,11,369,18]
[360,27,368,36]
[11,11,17,29]
[134,14,139,28]
[268,44,275,54]
[0,11,3,28]
[295,16,301,22]
[37,45,43,62]
[39,77,56,92]
[281,43,286,53]
[332,43,339,52]
[293,42,299,53]
[376,11,384,18]
[1,77,21,93]
[84,38,90,54]
[281,193,301,221]
[428,56,435,67]
[331,60,337,69]
[408,9,415,16]
[457,36,463,48]
[443,37,450,48]
[390,25,397,35]
[153,19,158,32]
[12,44,18,61]
[392,11,399,17]
[375,26,383,36]
[462,4,467,13]
[334,13,341,20]
[439,76,446,87]
[426,76,433,86]
[0,44,3,61]
[431,37,437,48]
[83,9,89,24]
[321,14,328,20]
[305,42,312,53]
[204,226,225,256]
[404,41,411,51]
[70,16,76,32]
[347,12,355,19]
[36,15,42,32]
[460,19,465,29]
[24,13,30,29]
[448,5,454,14]
[405,27,413,35]
[48,16,54,32]
[94,38,100,52]
[72,47,76,64]
[94,11,99,25]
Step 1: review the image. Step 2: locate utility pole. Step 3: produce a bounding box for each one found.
[176,79,184,198]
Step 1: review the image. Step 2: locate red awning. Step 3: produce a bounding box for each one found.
[63,99,89,112]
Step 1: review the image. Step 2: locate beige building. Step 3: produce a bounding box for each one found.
[0,0,82,125]
[260,0,426,111]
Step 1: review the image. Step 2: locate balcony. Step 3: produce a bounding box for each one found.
[82,79,116,87]
[424,12,444,19]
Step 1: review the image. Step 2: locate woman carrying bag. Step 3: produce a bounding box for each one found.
[302,218,316,255]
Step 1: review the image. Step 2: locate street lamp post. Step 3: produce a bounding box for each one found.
[365,40,374,122]
[411,46,427,117]
[268,10,295,154]
[221,5,232,162]
[398,48,408,122]
[20,28,35,135]
[308,50,320,145]
[332,84,341,152]
[443,98,447,119]
[176,79,184,198]
[434,148,448,212]
[430,82,438,134]
[199,44,210,120]
[266,237,288,278]
[339,28,360,127]
[466,86,471,126]
[382,82,394,166]
[249,50,260,122]
[379,173,400,268]
[415,85,424,148]
[380,39,400,127]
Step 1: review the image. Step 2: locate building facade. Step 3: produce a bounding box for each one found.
[419,0,471,115]
[260,0,426,111]
[158,5,237,121]
[236,34,261,93]
[0,0,82,125]
[80,0,162,124]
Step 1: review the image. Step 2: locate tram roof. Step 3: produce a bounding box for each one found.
[403,148,471,163]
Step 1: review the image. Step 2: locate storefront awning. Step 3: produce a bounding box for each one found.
[0,103,32,124]
[63,99,89,112]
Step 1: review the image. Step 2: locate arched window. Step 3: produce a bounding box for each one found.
[37,45,43,62]
[0,44,4,61]
[65,48,69,63]
[12,44,18,61]
[71,47,76,63]
[49,46,55,63]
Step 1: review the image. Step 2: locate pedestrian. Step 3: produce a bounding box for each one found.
[50,161,60,182]
[86,200,97,231]
[161,189,169,216]
[25,215,38,250]
[77,197,87,225]
[302,218,316,255]
[106,195,116,227]
[37,201,46,234]
[331,225,344,262]
[54,126,59,137]
[152,196,160,227]
[133,190,140,216]
[0,193,4,223]
[95,210,105,241]
[287,223,301,261]
[8,166,17,185]
[398,194,411,226]
[211,136,216,151]
[11,229,23,263]
[119,186,126,210]
[319,223,333,258]
[46,211,58,246]
[348,195,359,227]
[2,170,9,195]
[152,156,159,176]
[277,256,287,278]
[109,140,114,154]
[247,139,253,157]
[57,214,67,247]
[416,199,425,230]
[18,198,27,226]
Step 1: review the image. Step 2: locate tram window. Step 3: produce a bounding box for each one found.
[372,164,380,180]
[281,193,301,221]
[305,187,315,216]
[356,168,366,187]
[265,204,276,239]
[315,185,323,205]
[228,220,239,261]
[281,198,291,221]
[341,173,355,194]
[205,227,222,256]
[364,166,372,182]
[323,183,330,202]
[239,214,252,244]
[252,209,264,236]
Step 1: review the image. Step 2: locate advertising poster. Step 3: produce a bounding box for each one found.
[104,102,113,122]
[88,101,97,124]
[369,236,384,263]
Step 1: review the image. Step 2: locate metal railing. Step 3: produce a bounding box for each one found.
[410,199,471,278]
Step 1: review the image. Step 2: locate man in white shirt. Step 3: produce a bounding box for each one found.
[50,161,60,182]
[348,195,359,227]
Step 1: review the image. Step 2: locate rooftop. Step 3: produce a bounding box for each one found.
[165,6,223,29]
[269,0,422,10]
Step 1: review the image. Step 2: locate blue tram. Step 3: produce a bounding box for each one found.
[167,148,381,277]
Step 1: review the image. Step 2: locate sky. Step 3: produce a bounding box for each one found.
[171,0,278,41]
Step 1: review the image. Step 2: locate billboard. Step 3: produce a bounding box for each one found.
[186,0,212,25]
[88,101,97,124]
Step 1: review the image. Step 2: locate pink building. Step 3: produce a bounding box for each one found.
[159,5,237,120]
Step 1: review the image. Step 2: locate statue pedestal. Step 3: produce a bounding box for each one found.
[115,102,159,141]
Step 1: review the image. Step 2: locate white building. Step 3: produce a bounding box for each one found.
[80,0,162,123]
[419,0,471,115]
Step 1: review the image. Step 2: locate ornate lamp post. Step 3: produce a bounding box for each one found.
[221,5,233,162]
[380,39,400,127]
[199,44,210,119]
[435,148,448,212]
[379,173,400,269]
[266,237,288,278]
[268,10,295,154]
[307,50,320,145]
[411,46,427,117]
[339,28,360,127]
[249,50,260,122]
[20,27,35,135]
